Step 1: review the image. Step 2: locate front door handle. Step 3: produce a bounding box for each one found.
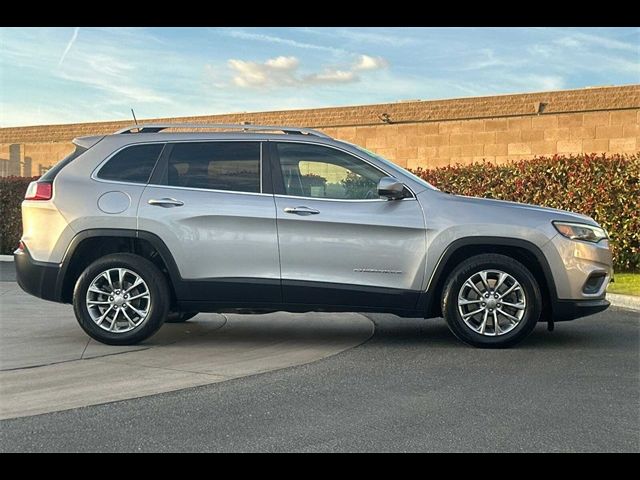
[148,198,184,207]
[283,206,320,215]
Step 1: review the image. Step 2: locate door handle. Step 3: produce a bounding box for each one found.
[283,206,320,215]
[148,198,184,207]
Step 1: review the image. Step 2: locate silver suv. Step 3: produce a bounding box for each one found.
[14,124,613,348]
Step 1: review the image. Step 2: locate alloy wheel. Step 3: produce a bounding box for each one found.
[457,269,527,336]
[85,268,151,333]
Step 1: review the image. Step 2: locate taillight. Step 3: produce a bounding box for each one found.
[25,181,52,201]
[15,241,25,254]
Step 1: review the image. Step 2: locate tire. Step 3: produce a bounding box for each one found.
[73,253,170,345]
[441,253,542,348]
[166,311,198,323]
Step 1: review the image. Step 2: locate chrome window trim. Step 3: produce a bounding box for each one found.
[92,139,265,196]
[273,194,416,203]
[144,183,274,197]
[269,139,417,201]
[91,137,416,200]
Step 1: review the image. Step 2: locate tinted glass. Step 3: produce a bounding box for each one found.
[276,143,385,199]
[98,143,163,184]
[167,142,260,193]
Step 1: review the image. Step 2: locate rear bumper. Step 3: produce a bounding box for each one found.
[552,298,610,322]
[14,248,63,302]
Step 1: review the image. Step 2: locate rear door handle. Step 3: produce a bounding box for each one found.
[283,206,320,215]
[148,198,184,207]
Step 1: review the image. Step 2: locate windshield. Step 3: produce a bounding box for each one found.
[348,144,439,191]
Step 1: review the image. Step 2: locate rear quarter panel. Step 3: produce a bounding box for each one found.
[45,138,151,262]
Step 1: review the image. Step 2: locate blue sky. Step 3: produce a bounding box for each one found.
[1,27,638,127]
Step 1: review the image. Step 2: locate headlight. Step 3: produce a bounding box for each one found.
[553,221,608,243]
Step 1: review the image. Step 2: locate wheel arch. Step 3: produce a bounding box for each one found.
[421,237,558,320]
[57,229,183,305]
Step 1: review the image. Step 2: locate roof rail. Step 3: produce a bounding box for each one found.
[113,123,331,138]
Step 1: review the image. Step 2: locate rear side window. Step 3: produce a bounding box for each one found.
[97,144,164,184]
[166,142,260,193]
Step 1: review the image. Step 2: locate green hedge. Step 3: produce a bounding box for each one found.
[0,176,37,255]
[1,153,638,271]
[411,153,640,272]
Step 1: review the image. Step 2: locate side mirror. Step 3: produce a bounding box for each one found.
[377,176,405,200]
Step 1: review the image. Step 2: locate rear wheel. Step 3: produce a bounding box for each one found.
[441,253,542,348]
[73,253,170,345]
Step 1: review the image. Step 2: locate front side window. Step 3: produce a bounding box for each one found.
[166,142,260,193]
[97,143,164,184]
[275,143,386,200]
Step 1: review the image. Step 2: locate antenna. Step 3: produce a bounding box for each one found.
[131,108,139,126]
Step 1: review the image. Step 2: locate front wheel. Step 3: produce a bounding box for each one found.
[73,253,170,345]
[166,311,198,323]
[441,253,542,348]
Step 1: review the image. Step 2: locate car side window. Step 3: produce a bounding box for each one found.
[166,142,260,193]
[97,143,164,184]
[275,143,385,200]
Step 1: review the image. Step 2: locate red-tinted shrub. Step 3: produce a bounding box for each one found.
[411,153,639,272]
[0,176,38,255]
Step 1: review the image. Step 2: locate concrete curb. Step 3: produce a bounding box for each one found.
[607,293,640,312]
[0,255,14,262]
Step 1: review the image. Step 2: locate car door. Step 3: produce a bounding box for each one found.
[270,141,427,310]
[138,140,281,305]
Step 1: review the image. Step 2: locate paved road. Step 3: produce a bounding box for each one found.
[1,307,637,452]
[0,272,373,419]
[0,262,16,282]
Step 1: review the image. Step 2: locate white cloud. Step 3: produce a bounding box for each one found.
[526,74,566,91]
[1,28,180,110]
[306,69,356,83]
[264,56,299,70]
[58,27,80,66]
[57,52,173,104]
[462,48,526,71]
[227,54,388,89]
[555,31,639,52]
[228,56,300,88]
[224,30,346,55]
[353,54,388,71]
[298,27,416,47]
[3,27,637,128]
[555,37,582,49]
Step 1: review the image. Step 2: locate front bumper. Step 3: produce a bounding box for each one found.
[14,247,63,302]
[543,234,613,299]
[552,298,610,322]
[542,233,613,321]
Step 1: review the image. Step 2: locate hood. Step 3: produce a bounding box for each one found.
[441,192,598,226]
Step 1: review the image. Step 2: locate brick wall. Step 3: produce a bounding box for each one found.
[1,85,638,175]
